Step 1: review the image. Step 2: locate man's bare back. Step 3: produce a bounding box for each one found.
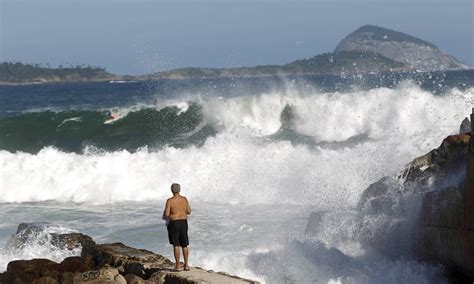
[164,183,191,271]
[165,195,191,221]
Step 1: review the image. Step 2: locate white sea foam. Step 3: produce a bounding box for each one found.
[199,83,473,140]
[0,84,472,205]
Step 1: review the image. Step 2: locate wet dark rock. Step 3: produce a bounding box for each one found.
[280,104,296,130]
[53,233,96,257]
[58,256,96,273]
[357,176,399,214]
[400,134,470,191]
[7,222,52,250]
[3,258,60,283]
[7,222,96,258]
[358,134,470,214]
[460,117,471,134]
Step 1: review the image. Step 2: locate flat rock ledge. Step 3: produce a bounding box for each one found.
[0,226,259,284]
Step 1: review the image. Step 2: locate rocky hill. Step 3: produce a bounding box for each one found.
[146,25,469,79]
[335,25,469,71]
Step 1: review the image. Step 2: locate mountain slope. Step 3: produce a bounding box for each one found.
[146,51,404,80]
[335,25,469,71]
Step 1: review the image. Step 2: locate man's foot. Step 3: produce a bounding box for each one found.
[184,265,190,271]
[172,263,183,272]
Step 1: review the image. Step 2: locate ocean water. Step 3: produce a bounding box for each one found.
[1,71,474,283]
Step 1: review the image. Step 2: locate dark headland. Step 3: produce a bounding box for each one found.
[1,25,470,85]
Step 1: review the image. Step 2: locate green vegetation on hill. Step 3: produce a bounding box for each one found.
[0,62,117,83]
[283,50,405,74]
[150,51,406,79]
[0,51,406,84]
[338,25,437,48]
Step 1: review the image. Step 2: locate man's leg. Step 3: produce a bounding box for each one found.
[173,246,180,269]
[182,246,189,270]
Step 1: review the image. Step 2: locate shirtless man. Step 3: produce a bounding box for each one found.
[163,183,192,271]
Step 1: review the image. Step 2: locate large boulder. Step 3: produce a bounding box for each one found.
[2,259,60,283]
[358,134,470,213]
[91,242,174,280]
[7,222,96,257]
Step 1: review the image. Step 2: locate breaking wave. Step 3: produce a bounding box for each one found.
[0,103,214,153]
[0,83,472,204]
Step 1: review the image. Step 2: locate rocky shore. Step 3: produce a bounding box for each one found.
[358,114,474,279]
[304,111,474,281]
[0,223,258,284]
[416,114,474,280]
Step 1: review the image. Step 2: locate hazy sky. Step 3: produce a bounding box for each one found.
[1,0,473,75]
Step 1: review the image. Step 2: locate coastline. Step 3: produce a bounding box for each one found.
[0,77,129,86]
[2,68,469,87]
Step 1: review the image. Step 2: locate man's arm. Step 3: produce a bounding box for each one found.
[163,199,171,220]
[185,198,191,215]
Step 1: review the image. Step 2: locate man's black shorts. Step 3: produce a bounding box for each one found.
[167,219,189,247]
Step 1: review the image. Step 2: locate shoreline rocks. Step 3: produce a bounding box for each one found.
[416,113,474,280]
[0,224,259,284]
[357,114,474,280]
[304,114,474,281]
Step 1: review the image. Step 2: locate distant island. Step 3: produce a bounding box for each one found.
[0,62,129,85]
[0,25,470,85]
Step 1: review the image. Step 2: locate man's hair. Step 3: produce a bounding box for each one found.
[171,183,181,193]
